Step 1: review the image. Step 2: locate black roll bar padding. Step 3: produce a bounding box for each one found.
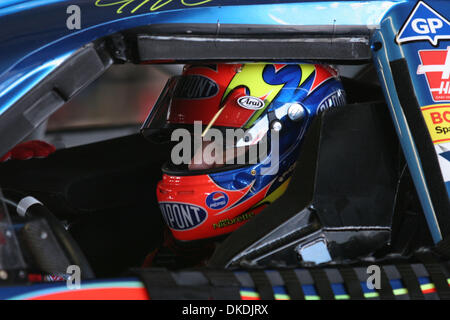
[25,203,95,280]
[21,218,72,276]
[130,23,373,63]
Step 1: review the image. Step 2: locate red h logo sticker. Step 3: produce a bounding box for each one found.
[417,47,450,101]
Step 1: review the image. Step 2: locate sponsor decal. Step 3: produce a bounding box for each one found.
[159,202,207,231]
[45,274,67,282]
[317,89,346,114]
[421,105,450,197]
[95,0,214,15]
[212,211,255,229]
[440,147,450,162]
[396,1,450,46]
[206,191,229,210]
[417,48,450,102]
[237,96,265,110]
[436,144,450,185]
[174,75,218,99]
[421,104,450,144]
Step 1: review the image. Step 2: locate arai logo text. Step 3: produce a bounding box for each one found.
[237,96,265,110]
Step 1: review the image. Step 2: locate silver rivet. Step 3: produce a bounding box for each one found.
[271,120,282,132]
[288,103,306,121]
[0,270,8,280]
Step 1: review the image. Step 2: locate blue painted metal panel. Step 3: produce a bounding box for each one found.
[372,0,450,243]
[0,1,400,118]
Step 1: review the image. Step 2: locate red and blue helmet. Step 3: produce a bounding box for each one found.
[142,63,346,242]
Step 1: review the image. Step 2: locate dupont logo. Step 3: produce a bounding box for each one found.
[237,96,265,110]
[159,202,207,231]
[417,47,450,102]
[206,191,229,210]
[317,89,346,114]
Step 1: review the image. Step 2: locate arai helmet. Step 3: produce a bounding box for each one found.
[142,63,345,242]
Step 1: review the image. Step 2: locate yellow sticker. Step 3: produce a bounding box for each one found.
[421,104,450,144]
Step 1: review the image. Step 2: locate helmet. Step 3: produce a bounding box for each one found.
[142,63,345,242]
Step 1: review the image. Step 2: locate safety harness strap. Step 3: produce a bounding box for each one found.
[203,269,242,300]
[338,267,365,300]
[134,268,208,299]
[414,244,450,299]
[396,264,424,300]
[248,270,275,300]
[424,263,450,300]
[377,266,396,300]
[279,269,305,300]
[309,268,334,300]
[134,268,241,300]
[134,267,177,287]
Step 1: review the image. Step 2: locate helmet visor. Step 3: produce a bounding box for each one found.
[141,74,267,143]
[166,126,270,174]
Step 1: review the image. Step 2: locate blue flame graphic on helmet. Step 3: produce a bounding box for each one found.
[210,63,345,206]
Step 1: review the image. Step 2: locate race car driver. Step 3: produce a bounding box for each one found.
[140,62,346,267]
[0,62,346,270]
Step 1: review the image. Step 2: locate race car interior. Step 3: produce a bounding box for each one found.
[0,28,436,283]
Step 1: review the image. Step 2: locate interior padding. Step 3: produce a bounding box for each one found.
[209,100,401,267]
